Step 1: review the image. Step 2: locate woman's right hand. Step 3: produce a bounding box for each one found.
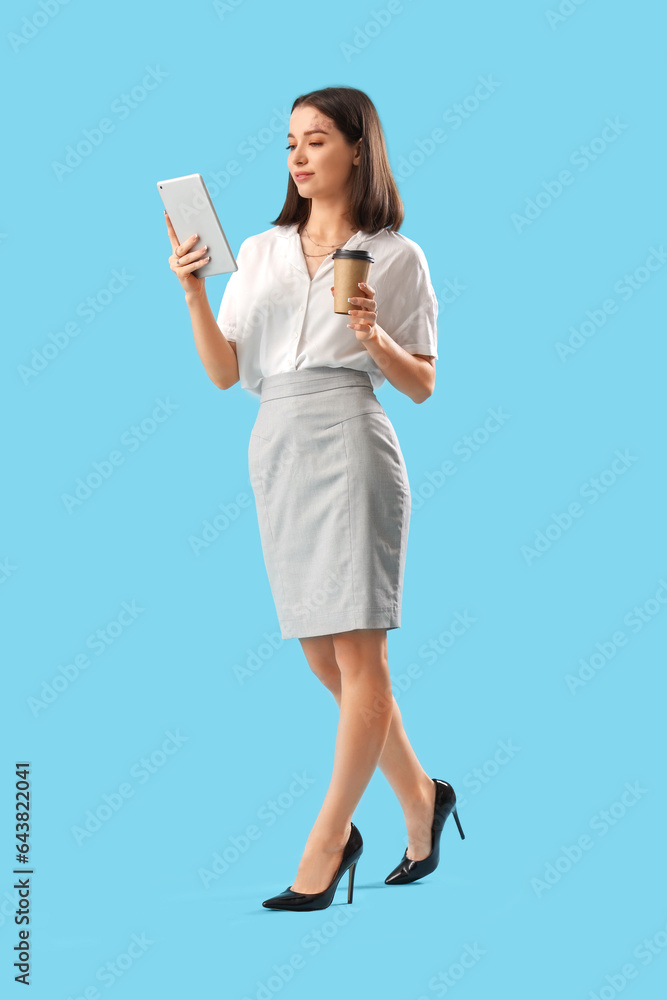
[164,210,210,298]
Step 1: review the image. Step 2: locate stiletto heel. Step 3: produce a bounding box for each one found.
[384,778,465,885]
[262,822,363,911]
[347,860,357,903]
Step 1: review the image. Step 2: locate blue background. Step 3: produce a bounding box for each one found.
[2,0,666,997]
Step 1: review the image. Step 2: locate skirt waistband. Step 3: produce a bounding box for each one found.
[259,366,373,401]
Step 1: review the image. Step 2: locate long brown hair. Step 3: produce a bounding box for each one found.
[270,86,404,235]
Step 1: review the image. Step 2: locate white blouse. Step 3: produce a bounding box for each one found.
[215,221,438,396]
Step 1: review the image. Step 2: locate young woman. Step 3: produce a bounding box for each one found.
[165,86,464,912]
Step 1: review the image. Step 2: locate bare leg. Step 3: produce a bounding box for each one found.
[289,628,393,895]
[289,632,436,894]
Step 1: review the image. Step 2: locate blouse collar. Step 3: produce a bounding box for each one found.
[276,223,381,279]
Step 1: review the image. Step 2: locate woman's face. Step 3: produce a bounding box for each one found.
[287,104,360,201]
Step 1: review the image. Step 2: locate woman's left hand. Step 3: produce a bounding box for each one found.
[331,281,378,342]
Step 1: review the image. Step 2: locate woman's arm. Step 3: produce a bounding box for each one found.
[164,211,240,390]
[186,290,240,390]
[361,327,435,404]
[344,281,436,404]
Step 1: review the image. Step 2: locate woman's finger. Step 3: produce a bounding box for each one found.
[164,212,200,257]
[348,299,377,317]
[348,292,376,309]
[171,252,210,274]
[174,244,208,267]
[178,256,210,274]
[164,211,180,251]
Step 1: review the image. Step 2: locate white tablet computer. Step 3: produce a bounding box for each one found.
[156,173,237,278]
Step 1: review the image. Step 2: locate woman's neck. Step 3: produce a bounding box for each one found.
[300,208,358,245]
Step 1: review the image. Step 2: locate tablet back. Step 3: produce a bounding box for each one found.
[157,173,237,278]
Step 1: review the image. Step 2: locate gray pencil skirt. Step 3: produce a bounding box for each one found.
[247,366,411,640]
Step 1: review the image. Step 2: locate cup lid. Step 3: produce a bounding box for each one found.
[332,249,374,262]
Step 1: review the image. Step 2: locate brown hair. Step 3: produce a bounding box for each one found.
[270,86,404,235]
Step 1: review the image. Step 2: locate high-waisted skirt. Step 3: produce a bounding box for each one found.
[247,366,411,640]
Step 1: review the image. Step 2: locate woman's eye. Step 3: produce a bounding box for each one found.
[285,143,323,150]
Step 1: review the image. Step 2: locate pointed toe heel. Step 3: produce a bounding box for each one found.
[384,778,464,886]
[262,822,363,911]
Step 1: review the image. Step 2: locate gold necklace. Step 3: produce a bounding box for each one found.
[300,225,356,258]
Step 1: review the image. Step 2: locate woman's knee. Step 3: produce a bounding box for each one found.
[331,629,391,688]
[332,627,388,657]
[299,635,341,690]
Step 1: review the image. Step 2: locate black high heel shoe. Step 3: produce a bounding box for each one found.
[262,822,363,911]
[385,778,464,885]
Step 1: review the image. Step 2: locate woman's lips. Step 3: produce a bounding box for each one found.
[294,173,313,181]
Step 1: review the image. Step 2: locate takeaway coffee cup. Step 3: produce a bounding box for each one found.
[332,249,375,314]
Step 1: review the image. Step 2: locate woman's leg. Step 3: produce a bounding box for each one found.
[289,630,435,894]
[288,628,392,894]
[300,633,436,861]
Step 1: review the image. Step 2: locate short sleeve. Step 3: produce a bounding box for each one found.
[215,238,248,342]
[216,269,239,341]
[382,243,438,359]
